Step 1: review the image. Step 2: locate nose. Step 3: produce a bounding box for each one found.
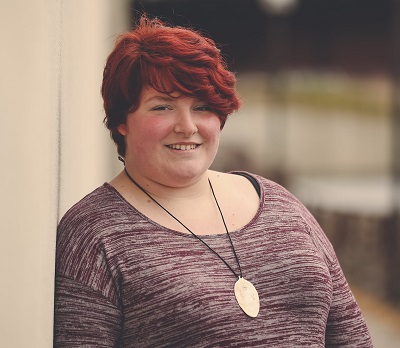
[174,109,198,136]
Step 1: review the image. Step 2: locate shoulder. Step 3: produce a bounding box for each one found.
[59,184,118,229]
[208,170,261,206]
[55,185,124,301]
[56,184,128,272]
[247,172,337,262]
[208,170,298,202]
[57,183,130,251]
[237,172,337,262]
[225,170,297,202]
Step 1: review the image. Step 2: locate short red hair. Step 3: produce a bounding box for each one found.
[101,16,241,156]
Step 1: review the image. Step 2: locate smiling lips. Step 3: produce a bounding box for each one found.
[168,144,198,151]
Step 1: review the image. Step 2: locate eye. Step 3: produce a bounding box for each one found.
[194,105,212,112]
[151,105,172,111]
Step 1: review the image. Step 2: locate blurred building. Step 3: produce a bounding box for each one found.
[137,0,400,303]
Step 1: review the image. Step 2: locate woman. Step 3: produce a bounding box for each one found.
[54,16,373,347]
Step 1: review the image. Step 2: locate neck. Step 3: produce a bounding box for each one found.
[123,167,213,202]
[124,167,242,279]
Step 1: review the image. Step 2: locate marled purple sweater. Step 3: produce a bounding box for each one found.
[54,173,373,347]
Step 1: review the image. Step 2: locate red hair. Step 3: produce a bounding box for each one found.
[101,16,241,156]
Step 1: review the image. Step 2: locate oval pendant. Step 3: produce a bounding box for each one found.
[234,277,260,318]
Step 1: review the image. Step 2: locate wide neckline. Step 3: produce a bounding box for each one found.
[104,172,265,239]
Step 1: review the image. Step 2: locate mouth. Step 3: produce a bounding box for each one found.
[167,144,199,151]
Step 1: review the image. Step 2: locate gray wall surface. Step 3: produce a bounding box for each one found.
[0,1,129,346]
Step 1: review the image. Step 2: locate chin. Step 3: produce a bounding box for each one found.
[165,166,208,185]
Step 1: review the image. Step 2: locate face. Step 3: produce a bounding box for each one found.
[118,87,222,187]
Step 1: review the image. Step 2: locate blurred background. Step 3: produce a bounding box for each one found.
[1,0,399,346]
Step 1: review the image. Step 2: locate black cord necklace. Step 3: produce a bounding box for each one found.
[124,168,260,317]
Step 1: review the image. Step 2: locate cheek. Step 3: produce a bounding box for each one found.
[129,120,170,159]
[202,117,222,140]
[149,116,173,131]
[135,118,171,142]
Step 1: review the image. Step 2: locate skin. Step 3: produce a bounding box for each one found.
[117,87,222,189]
[110,87,260,235]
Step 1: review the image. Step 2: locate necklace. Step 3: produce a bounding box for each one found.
[124,168,260,317]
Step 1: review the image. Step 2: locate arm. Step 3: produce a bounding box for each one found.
[54,276,122,347]
[53,200,123,347]
[324,257,373,347]
[296,201,373,347]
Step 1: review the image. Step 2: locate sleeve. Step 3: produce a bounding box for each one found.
[53,206,123,347]
[324,258,373,347]
[297,200,373,347]
[54,276,122,347]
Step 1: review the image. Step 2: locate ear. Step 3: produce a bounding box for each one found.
[117,123,128,136]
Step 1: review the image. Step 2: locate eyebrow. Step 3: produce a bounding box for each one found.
[143,95,177,104]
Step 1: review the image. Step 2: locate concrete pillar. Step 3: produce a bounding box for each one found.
[0,1,130,346]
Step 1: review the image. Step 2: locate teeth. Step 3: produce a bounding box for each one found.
[169,144,197,150]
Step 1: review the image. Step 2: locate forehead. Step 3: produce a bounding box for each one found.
[139,86,191,104]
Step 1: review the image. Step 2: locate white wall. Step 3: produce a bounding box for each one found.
[0,1,129,346]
